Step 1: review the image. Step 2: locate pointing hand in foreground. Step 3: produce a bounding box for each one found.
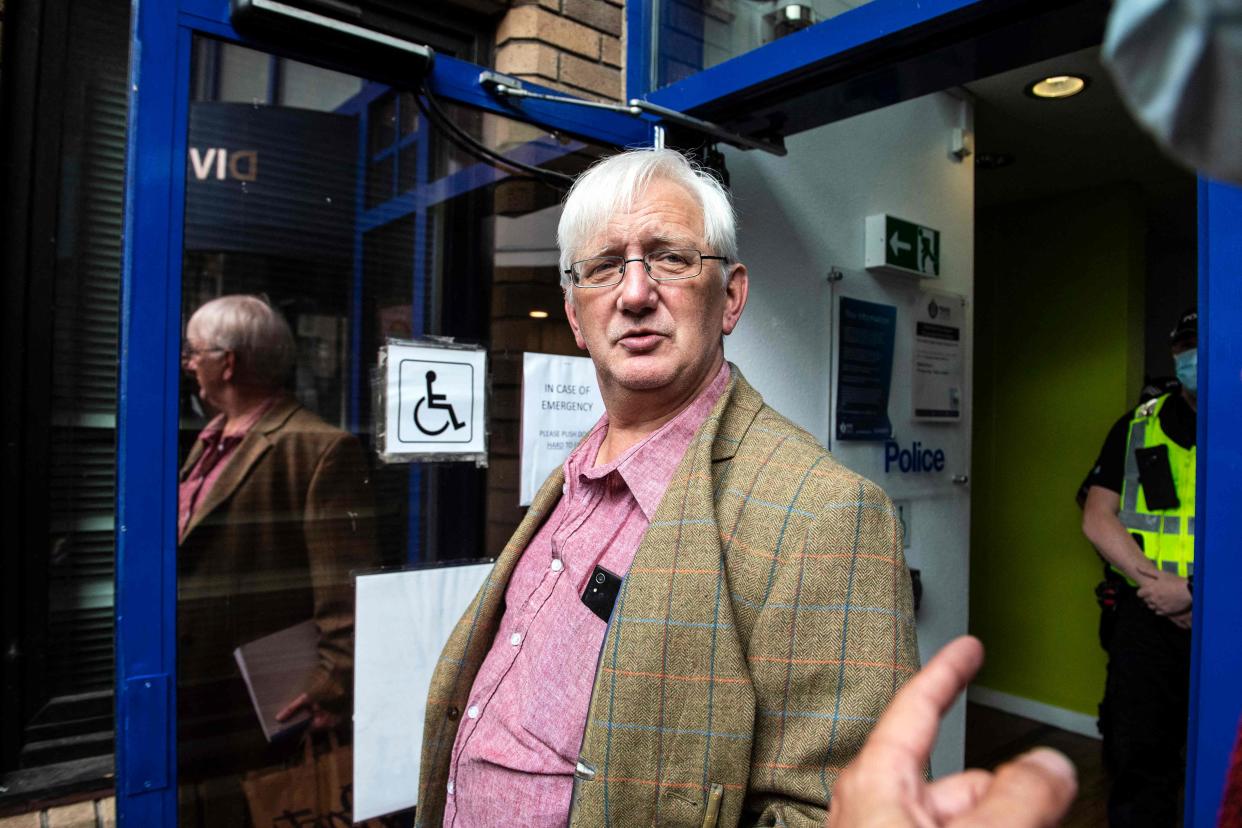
[827,636,1077,828]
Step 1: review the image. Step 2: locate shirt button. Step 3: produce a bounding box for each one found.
[447,780,455,795]
[467,704,479,719]
[551,559,564,572]
[510,632,523,646]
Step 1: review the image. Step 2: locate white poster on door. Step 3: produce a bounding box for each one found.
[520,352,604,505]
[911,291,964,422]
[353,562,494,820]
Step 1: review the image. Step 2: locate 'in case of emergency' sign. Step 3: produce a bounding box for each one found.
[378,340,487,464]
[865,214,941,278]
[519,352,604,505]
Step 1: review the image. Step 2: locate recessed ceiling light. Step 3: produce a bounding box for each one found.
[529,310,549,319]
[1025,74,1089,99]
[976,152,1015,170]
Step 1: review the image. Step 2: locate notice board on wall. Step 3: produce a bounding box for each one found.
[835,297,897,441]
[911,291,964,422]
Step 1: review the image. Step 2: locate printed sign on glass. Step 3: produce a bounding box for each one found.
[520,352,604,505]
[377,340,487,463]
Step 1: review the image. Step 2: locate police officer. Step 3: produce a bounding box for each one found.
[1082,307,1197,827]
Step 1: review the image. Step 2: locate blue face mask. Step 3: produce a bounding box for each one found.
[1174,348,1197,394]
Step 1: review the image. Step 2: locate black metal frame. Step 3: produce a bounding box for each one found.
[1,0,75,786]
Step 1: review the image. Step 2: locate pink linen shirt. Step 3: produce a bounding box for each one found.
[444,363,731,828]
[177,397,277,542]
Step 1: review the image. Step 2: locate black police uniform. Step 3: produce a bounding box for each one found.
[1084,390,1195,827]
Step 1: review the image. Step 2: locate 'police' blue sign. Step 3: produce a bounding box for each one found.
[885,440,945,473]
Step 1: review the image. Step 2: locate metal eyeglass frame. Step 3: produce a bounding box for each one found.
[180,346,227,364]
[564,249,730,288]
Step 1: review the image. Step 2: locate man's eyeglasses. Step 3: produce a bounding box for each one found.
[181,346,226,364]
[565,248,729,289]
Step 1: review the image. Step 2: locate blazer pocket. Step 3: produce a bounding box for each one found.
[658,781,725,828]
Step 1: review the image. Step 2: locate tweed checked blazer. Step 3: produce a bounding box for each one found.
[417,370,918,828]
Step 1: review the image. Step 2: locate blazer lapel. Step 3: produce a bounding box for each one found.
[180,437,205,483]
[506,465,565,556]
[180,398,300,540]
[444,368,763,710]
[574,368,767,824]
[711,369,764,463]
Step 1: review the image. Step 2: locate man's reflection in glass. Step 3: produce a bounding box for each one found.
[177,295,373,826]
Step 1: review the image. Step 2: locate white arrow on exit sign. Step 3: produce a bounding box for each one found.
[866,214,941,278]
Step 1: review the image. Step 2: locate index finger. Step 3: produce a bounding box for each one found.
[275,692,310,722]
[864,636,985,760]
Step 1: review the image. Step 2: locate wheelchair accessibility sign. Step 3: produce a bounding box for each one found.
[400,360,472,441]
[378,340,487,463]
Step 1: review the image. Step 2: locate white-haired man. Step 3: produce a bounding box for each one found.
[417,149,918,828]
[177,295,373,824]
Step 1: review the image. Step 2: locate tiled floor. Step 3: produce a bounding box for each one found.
[965,702,1109,827]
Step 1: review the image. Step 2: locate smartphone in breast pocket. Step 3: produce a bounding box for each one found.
[581,565,622,622]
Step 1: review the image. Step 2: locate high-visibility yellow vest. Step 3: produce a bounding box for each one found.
[1117,393,1196,583]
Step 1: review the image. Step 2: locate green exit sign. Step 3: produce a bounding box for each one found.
[865,214,941,278]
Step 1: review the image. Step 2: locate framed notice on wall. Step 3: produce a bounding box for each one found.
[836,297,897,441]
[911,291,964,422]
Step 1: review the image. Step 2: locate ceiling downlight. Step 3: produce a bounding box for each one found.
[1025,74,1089,99]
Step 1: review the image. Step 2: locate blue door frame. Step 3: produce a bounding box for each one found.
[1185,179,1242,828]
[119,1,1242,824]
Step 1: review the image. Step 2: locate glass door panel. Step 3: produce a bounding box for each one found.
[176,38,608,825]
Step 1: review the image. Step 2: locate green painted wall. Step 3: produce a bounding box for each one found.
[971,187,1145,715]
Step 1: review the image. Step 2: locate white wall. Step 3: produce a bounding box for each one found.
[723,91,975,775]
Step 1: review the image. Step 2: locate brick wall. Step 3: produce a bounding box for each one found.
[495,0,625,103]
[480,3,625,554]
[0,797,115,828]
